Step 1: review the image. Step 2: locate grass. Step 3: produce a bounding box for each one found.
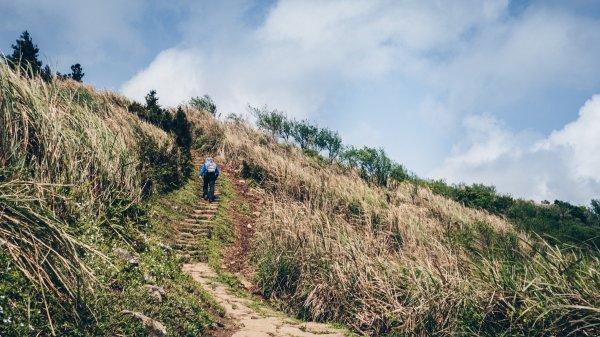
[3,61,598,336]
[0,63,221,336]
[206,176,236,273]
[207,120,600,336]
[201,174,274,316]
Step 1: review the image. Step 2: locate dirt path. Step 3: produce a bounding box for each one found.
[179,155,350,336]
[183,263,348,337]
[172,157,221,262]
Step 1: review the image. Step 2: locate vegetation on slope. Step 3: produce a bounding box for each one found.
[209,118,600,336]
[252,106,600,249]
[0,63,219,335]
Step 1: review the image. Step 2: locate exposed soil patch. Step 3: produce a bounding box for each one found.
[219,166,265,276]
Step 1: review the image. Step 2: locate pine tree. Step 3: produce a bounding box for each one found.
[145,90,164,127]
[41,65,53,82]
[70,63,84,82]
[7,31,42,76]
[173,106,192,148]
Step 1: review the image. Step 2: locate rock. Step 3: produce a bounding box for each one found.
[238,180,245,184]
[143,273,156,283]
[113,248,138,264]
[252,211,261,218]
[121,310,168,337]
[246,224,252,229]
[143,285,165,302]
[237,274,253,290]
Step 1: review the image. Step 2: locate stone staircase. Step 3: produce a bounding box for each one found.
[173,157,221,262]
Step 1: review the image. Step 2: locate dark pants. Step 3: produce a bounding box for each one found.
[203,173,217,201]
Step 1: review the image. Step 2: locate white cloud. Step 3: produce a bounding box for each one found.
[541,96,600,180]
[119,0,600,203]
[121,0,511,116]
[432,95,600,204]
[120,49,205,107]
[435,6,600,112]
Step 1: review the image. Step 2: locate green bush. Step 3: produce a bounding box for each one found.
[190,95,217,116]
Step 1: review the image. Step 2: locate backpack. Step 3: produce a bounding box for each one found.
[206,161,217,173]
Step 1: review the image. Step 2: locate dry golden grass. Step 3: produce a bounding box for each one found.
[203,120,600,336]
[0,64,177,331]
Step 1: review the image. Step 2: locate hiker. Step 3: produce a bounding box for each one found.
[199,157,220,202]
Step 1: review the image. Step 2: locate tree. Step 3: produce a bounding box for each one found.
[291,120,319,150]
[7,31,42,77]
[145,90,165,128]
[591,199,600,218]
[173,106,192,149]
[316,128,342,160]
[390,163,408,183]
[281,118,294,142]
[190,95,217,116]
[341,146,393,186]
[41,65,53,82]
[69,63,84,82]
[249,105,286,141]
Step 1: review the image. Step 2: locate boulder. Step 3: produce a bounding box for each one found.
[121,310,167,337]
[113,248,138,264]
[143,284,166,302]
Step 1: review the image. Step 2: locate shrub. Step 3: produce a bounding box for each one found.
[190,95,217,116]
[249,104,286,141]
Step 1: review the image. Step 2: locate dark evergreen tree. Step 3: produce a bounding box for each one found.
[145,90,164,127]
[69,63,84,82]
[41,65,53,82]
[173,106,192,148]
[7,31,42,77]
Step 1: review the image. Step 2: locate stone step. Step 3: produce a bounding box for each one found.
[175,239,208,246]
[197,206,218,211]
[176,249,208,257]
[174,242,209,250]
[190,209,217,220]
[187,220,213,226]
[190,213,214,219]
[177,221,212,228]
[179,254,208,262]
[193,209,217,213]
[182,215,213,224]
[175,228,210,238]
[175,230,209,238]
[192,213,216,218]
[185,248,209,254]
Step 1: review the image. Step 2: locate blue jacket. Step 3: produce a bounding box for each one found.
[199,160,219,178]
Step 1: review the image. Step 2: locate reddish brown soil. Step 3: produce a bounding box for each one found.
[219,166,265,277]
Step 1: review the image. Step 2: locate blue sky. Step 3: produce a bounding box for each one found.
[2,0,600,205]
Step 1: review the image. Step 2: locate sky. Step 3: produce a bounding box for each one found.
[2,0,600,205]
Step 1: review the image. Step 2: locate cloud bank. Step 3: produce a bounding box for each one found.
[433,95,600,204]
[118,0,600,204]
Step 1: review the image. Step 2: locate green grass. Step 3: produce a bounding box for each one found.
[0,63,223,336]
[207,176,236,273]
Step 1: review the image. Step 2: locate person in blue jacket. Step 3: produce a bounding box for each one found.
[199,157,220,202]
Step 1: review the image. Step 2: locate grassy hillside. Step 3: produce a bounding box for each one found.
[2,61,598,336]
[212,120,600,336]
[0,64,221,335]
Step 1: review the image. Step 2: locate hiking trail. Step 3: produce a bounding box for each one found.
[171,156,220,261]
[177,157,349,337]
